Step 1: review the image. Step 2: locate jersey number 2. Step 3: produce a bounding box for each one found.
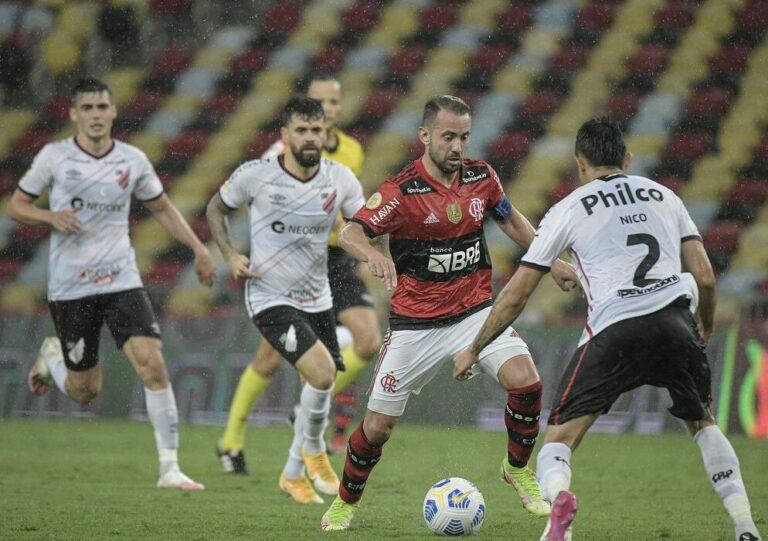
[626,233,660,287]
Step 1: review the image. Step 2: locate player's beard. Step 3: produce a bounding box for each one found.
[430,147,463,175]
[290,143,322,168]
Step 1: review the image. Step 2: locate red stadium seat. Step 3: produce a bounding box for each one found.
[726,179,768,205]
[0,170,18,195]
[497,4,534,32]
[470,44,516,72]
[518,92,562,118]
[266,2,303,33]
[341,1,382,33]
[360,88,402,119]
[0,257,23,281]
[246,130,280,159]
[665,132,714,160]
[150,0,191,16]
[656,176,685,193]
[550,45,591,71]
[152,46,193,76]
[419,2,459,33]
[202,93,242,115]
[736,2,768,31]
[43,94,71,121]
[685,88,732,117]
[548,176,578,205]
[144,259,186,285]
[231,47,269,73]
[388,46,428,77]
[702,220,744,253]
[122,91,165,117]
[166,130,210,159]
[654,1,696,30]
[312,45,349,72]
[576,3,616,31]
[13,224,50,244]
[753,136,768,160]
[607,92,643,120]
[191,216,211,244]
[709,45,751,75]
[12,130,55,157]
[626,44,671,75]
[487,131,534,162]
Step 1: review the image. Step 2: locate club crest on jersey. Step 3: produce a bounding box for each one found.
[115,168,130,189]
[366,192,382,209]
[446,203,462,224]
[321,189,337,214]
[469,198,484,222]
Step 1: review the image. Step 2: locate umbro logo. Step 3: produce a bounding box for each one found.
[554,456,571,468]
[423,213,440,225]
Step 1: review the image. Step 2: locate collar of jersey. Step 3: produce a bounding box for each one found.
[278,154,321,183]
[596,172,627,182]
[73,137,116,160]
[415,157,460,192]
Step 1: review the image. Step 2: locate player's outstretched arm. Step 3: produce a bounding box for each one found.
[205,192,258,280]
[145,194,214,286]
[453,266,545,380]
[7,188,82,234]
[682,238,716,344]
[338,221,396,291]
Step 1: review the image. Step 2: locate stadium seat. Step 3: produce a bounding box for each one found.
[265,2,304,34]
[702,220,745,254]
[152,46,193,76]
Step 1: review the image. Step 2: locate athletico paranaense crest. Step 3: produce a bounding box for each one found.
[446,203,462,224]
[321,189,337,214]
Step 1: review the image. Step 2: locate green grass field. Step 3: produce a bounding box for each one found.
[0,418,765,540]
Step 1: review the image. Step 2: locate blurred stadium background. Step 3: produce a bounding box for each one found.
[0,0,766,438]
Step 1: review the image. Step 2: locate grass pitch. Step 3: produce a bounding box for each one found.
[0,418,765,540]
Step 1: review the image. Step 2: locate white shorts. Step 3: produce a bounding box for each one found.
[367,307,531,417]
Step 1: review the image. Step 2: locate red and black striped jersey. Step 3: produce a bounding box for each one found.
[351,157,512,329]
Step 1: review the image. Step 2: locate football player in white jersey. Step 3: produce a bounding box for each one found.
[7,77,215,491]
[454,118,761,541]
[206,95,365,504]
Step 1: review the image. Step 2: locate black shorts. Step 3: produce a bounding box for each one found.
[48,288,161,371]
[328,247,373,315]
[548,297,711,425]
[253,305,343,371]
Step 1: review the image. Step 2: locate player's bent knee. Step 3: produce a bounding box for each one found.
[363,412,397,446]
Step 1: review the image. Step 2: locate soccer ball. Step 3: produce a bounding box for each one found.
[423,477,486,536]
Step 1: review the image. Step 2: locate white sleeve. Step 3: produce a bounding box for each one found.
[261,140,284,159]
[521,200,573,270]
[133,151,164,201]
[338,166,365,219]
[676,194,700,240]
[17,144,55,197]
[219,163,252,210]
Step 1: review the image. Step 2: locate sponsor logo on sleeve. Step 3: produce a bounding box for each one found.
[365,192,382,209]
[369,197,400,225]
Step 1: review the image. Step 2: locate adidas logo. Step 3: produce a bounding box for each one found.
[424,213,440,224]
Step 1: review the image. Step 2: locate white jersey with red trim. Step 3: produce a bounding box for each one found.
[18,138,164,301]
[521,173,701,346]
[219,156,365,315]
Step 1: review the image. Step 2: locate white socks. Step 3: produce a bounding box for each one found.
[536,442,573,503]
[145,386,180,476]
[694,425,757,535]
[282,382,332,479]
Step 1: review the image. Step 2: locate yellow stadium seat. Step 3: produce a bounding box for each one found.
[0,284,46,314]
[129,132,167,163]
[58,3,96,41]
[41,32,82,77]
[104,68,146,108]
[165,287,216,317]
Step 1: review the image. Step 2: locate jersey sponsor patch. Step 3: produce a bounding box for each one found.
[399,178,435,195]
[460,166,490,185]
[366,192,382,209]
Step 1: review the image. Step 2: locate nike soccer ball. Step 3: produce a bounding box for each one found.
[423,477,485,536]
